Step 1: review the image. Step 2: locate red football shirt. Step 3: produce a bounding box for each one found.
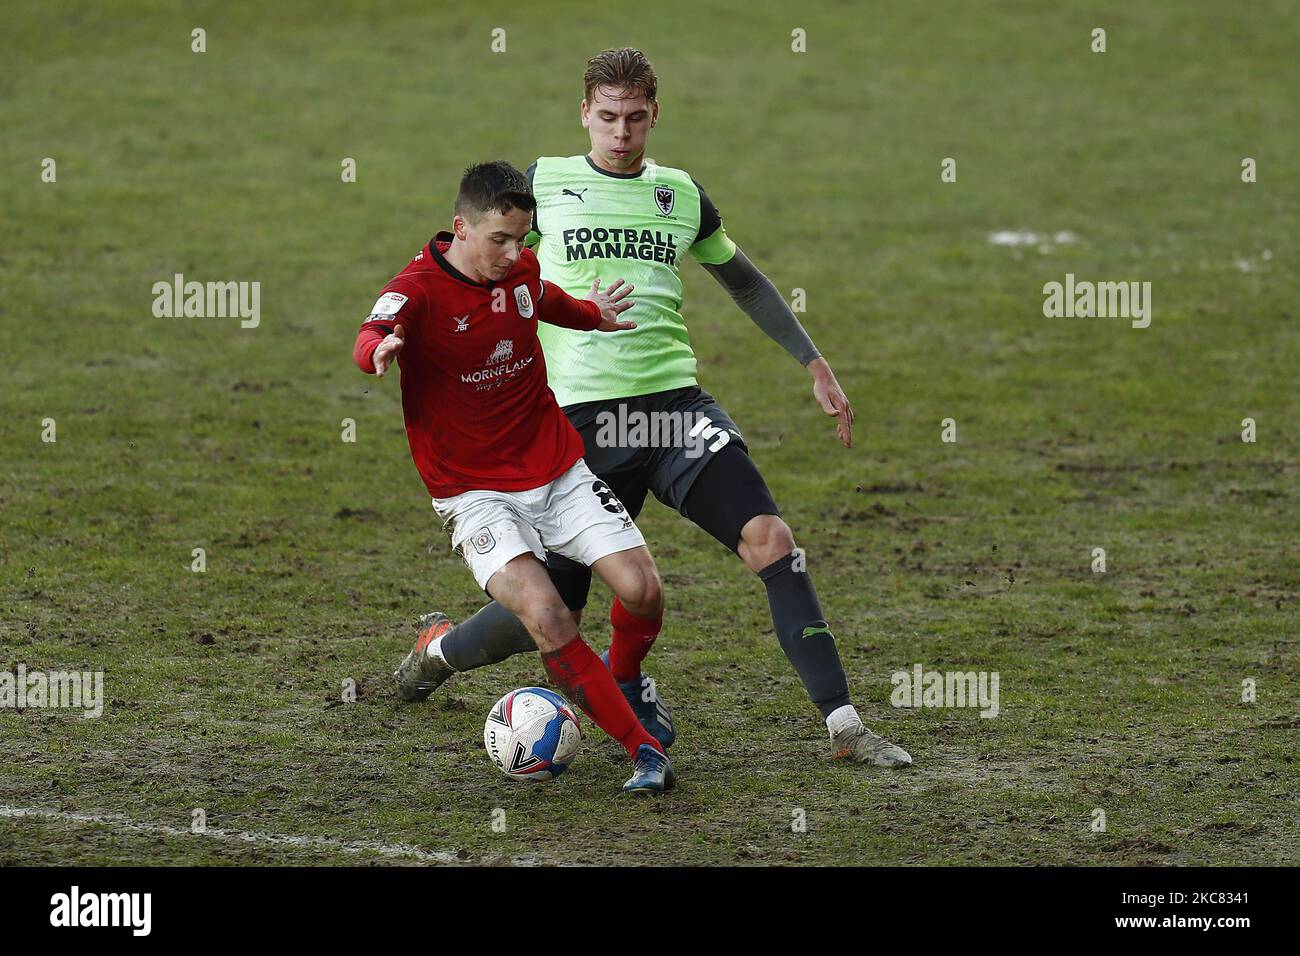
[353,232,602,498]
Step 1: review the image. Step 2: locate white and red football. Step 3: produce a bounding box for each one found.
[483,687,583,781]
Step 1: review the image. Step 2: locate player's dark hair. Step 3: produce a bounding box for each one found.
[584,47,658,103]
[454,161,536,223]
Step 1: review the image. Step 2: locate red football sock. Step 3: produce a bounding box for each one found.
[608,598,662,683]
[542,635,661,759]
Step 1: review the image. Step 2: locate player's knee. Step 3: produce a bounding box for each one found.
[638,568,664,617]
[523,603,578,648]
[514,580,578,645]
[619,562,663,618]
[741,514,796,570]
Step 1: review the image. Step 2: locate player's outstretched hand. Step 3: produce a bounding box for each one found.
[373,324,406,377]
[586,278,637,332]
[810,358,854,448]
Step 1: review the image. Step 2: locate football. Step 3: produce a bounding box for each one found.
[483,687,583,781]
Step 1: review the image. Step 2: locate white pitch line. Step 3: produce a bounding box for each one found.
[0,805,536,866]
[987,229,1079,247]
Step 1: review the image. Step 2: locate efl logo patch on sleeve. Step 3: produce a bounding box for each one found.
[369,291,409,316]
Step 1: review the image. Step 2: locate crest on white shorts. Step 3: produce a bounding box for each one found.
[470,527,497,554]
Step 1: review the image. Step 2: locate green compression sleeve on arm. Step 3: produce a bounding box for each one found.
[701,246,821,366]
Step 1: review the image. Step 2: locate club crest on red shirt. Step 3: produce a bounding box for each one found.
[513,284,535,318]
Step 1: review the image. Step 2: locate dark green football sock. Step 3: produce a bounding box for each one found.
[759,552,852,718]
[439,601,536,671]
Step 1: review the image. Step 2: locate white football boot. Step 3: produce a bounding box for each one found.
[830,720,913,768]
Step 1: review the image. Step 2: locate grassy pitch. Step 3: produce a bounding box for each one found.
[2,0,1296,865]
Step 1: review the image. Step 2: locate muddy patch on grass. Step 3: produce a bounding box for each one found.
[873,743,1055,794]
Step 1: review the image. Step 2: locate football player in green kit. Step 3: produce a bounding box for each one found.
[393,48,911,769]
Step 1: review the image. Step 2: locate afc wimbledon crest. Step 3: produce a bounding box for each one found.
[512,284,534,318]
[654,185,675,216]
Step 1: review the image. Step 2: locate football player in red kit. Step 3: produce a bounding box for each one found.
[353,161,675,795]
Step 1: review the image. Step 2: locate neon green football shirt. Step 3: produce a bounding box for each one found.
[526,155,737,407]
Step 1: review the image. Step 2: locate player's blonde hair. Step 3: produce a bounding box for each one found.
[583,48,658,104]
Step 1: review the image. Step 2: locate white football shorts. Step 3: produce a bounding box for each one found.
[431,458,645,592]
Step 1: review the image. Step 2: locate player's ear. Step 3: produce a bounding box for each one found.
[452,214,467,241]
[650,101,659,127]
[580,99,590,128]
